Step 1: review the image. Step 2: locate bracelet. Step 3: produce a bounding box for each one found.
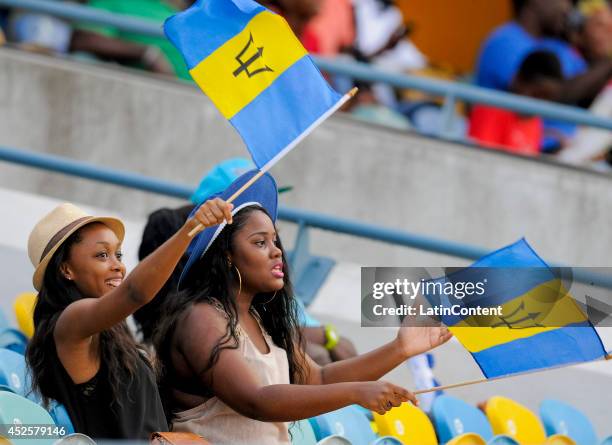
[324,324,339,351]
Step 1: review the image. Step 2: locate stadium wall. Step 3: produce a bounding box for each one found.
[1,48,611,268]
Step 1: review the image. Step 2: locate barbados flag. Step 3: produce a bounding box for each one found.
[427,239,607,378]
[164,0,350,171]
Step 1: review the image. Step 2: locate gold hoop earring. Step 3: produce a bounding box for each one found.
[261,291,277,305]
[233,265,242,296]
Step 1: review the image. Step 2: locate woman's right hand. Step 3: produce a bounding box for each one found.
[187,198,234,232]
[352,381,418,415]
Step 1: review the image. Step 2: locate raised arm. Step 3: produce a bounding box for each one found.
[178,304,417,420]
[558,60,612,105]
[306,325,452,386]
[55,198,233,343]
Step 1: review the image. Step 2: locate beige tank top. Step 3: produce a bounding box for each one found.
[172,301,291,445]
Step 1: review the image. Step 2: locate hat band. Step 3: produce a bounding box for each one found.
[40,216,91,263]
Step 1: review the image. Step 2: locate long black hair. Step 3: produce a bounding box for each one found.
[26,225,141,408]
[154,205,307,417]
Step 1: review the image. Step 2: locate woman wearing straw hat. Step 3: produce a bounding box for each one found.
[25,199,232,440]
[154,170,452,445]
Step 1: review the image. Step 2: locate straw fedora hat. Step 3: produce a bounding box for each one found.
[28,203,125,291]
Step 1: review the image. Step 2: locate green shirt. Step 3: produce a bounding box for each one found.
[79,0,191,80]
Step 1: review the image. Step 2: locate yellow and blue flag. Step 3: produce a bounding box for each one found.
[426,239,607,378]
[164,0,350,171]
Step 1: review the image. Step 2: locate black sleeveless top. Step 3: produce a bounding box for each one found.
[50,351,168,440]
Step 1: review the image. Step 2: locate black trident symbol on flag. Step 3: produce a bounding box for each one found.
[233,32,274,78]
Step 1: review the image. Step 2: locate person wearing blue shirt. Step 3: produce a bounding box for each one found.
[476,0,612,151]
[476,0,585,91]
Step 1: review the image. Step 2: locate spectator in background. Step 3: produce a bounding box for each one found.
[477,0,586,92]
[297,298,358,366]
[558,0,612,165]
[0,7,8,39]
[303,0,355,57]
[571,0,612,64]
[256,0,323,52]
[475,0,612,151]
[6,7,73,55]
[352,0,427,107]
[69,0,190,79]
[469,51,564,155]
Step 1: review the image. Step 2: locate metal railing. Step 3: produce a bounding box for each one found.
[2,145,611,290]
[2,0,612,139]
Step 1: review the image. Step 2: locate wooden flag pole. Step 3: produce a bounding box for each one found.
[187,87,359,238]
[414,354,612,395]
[187,169,265,237]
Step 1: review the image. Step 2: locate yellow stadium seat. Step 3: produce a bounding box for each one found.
[485,396,547,445]
[447,433,487,445]
[13,292,37,339]
[373,402,438,445]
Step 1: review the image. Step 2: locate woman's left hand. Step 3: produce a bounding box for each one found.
[396,324,453,358]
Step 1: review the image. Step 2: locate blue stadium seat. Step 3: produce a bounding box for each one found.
[0,328,28,354]
[0,391,56,445]
[486,436,520,445]
[600,437,612,445]
[292,419,318,445]
[0,348,74,434]
[0,348,29,395]
[49,402,75,435]
[432,395,494,442]
[540,400,598,445]
[309,405,402,445]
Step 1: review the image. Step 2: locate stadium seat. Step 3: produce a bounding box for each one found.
[0,348,29,395]
[486,436,520,445]
[0,348,75,434]
[0,391,56,445]
[49,402,76,435]
[292,419,318,445]
[545,435,577,445]
[0,327,28,354]
[600,437,612,445]
[373,402,437,445]
[309,405,402,445]
[540,400,598,445]
[447,433,487,445]
[14,292,36,338]
[432,395,494,442]
[485,396,574,445]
